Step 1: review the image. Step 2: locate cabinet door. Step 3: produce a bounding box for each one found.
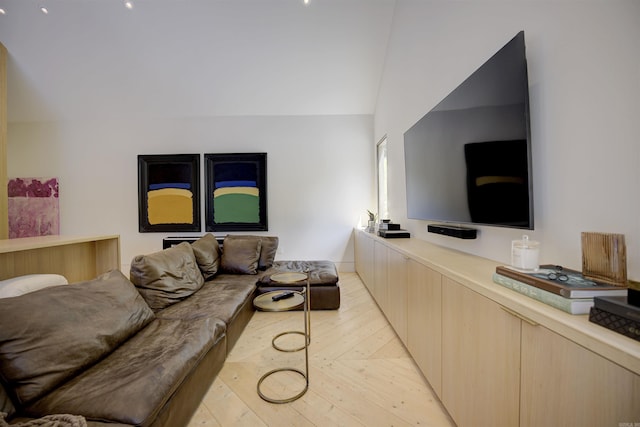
[387,249,408,344]
[373,241,389,311]
[407,260,443,397]
[521,322,640,427]
[442,277,521,427]
[354,230,374,290]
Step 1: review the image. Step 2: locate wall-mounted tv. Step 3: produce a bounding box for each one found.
[404,31,533,232]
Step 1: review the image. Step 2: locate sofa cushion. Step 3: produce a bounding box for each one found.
[0,274,68,299]
[220,237,262,274]
[0,270,155,406]
[258,260,339,286]
[191,233,221,280]
[130,242,204,311]
[223,235,278,270]
[157,274,257,324]
[26,317,226,427]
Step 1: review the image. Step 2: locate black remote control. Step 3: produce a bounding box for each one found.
[272,291,295,301]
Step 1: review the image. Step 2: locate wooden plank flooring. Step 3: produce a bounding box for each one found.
[187,272,455,427]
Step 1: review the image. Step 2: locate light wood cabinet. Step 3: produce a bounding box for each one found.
[387,249,408,344]
[353,228,640,427]
[373,240,389,311]
[442,277,521,427]
[0,235,121,282]
[354,229,374,290]
[520,322,640,427]
[407,260,442,397]
[358,231,409,344]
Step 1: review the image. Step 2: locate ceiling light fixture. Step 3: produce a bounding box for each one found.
[39,6,49,14]
[124,0,134,9]
[0,8,6,15]
[304,0,310,4]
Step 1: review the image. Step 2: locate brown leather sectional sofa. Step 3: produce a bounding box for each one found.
[0,234,339,427]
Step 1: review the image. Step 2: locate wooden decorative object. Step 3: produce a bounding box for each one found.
[581,232,627,286]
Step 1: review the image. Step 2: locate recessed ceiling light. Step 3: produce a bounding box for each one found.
[0,8,6,15]
[124,0,134,9]
[304,0,310,4]
[40,6,49,14]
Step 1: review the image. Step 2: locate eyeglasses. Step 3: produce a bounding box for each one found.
[546,265,568,282]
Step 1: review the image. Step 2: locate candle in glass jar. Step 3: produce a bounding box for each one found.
[511,235,540,271]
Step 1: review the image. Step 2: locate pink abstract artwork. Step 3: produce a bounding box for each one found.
[8,177,60,238]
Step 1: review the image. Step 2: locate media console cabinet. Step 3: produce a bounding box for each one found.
[0,234,120,282]
[354,228,639,427]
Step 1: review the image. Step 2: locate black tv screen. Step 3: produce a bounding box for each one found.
[404,31,533,230]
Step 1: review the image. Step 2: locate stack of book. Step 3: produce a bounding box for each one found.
[589,295,640,342]
[492,264,627,315]
[377,222,410,238]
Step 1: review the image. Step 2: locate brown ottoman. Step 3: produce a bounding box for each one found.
[257,260,340,310]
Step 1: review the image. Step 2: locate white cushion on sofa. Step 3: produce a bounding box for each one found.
[0,274,68,298]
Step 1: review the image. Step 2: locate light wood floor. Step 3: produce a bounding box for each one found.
[187,272,455,427]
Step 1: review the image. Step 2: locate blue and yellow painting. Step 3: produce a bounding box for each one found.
[147,183,193,225]
[147,162,194,225]
[205,153,267,231]
[138,154,200,232]
[213,162,260,224]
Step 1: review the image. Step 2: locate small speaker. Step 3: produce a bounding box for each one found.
[428,224,477,239]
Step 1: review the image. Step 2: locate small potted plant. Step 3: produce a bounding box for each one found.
[366,210,377,233]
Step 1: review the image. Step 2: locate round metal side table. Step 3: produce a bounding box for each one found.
[253,271,310,404]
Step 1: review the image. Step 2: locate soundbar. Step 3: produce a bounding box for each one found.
[428,224,477,240]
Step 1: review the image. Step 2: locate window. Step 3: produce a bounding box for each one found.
[377,137,389,220]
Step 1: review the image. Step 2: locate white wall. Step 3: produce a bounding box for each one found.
[8,114,375,272]
[375,0,640,278]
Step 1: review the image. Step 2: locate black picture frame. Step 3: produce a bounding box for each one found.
[205,153,268,232]
[138,154,201,232]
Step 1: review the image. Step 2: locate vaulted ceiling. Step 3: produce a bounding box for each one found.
[0,0,396,121]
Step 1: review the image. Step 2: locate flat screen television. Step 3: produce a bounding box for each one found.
[404,31,533,231]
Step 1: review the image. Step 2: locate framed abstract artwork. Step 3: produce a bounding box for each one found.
[8,177,60,238]
[205,153,268,232]
[138,154,201,232]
